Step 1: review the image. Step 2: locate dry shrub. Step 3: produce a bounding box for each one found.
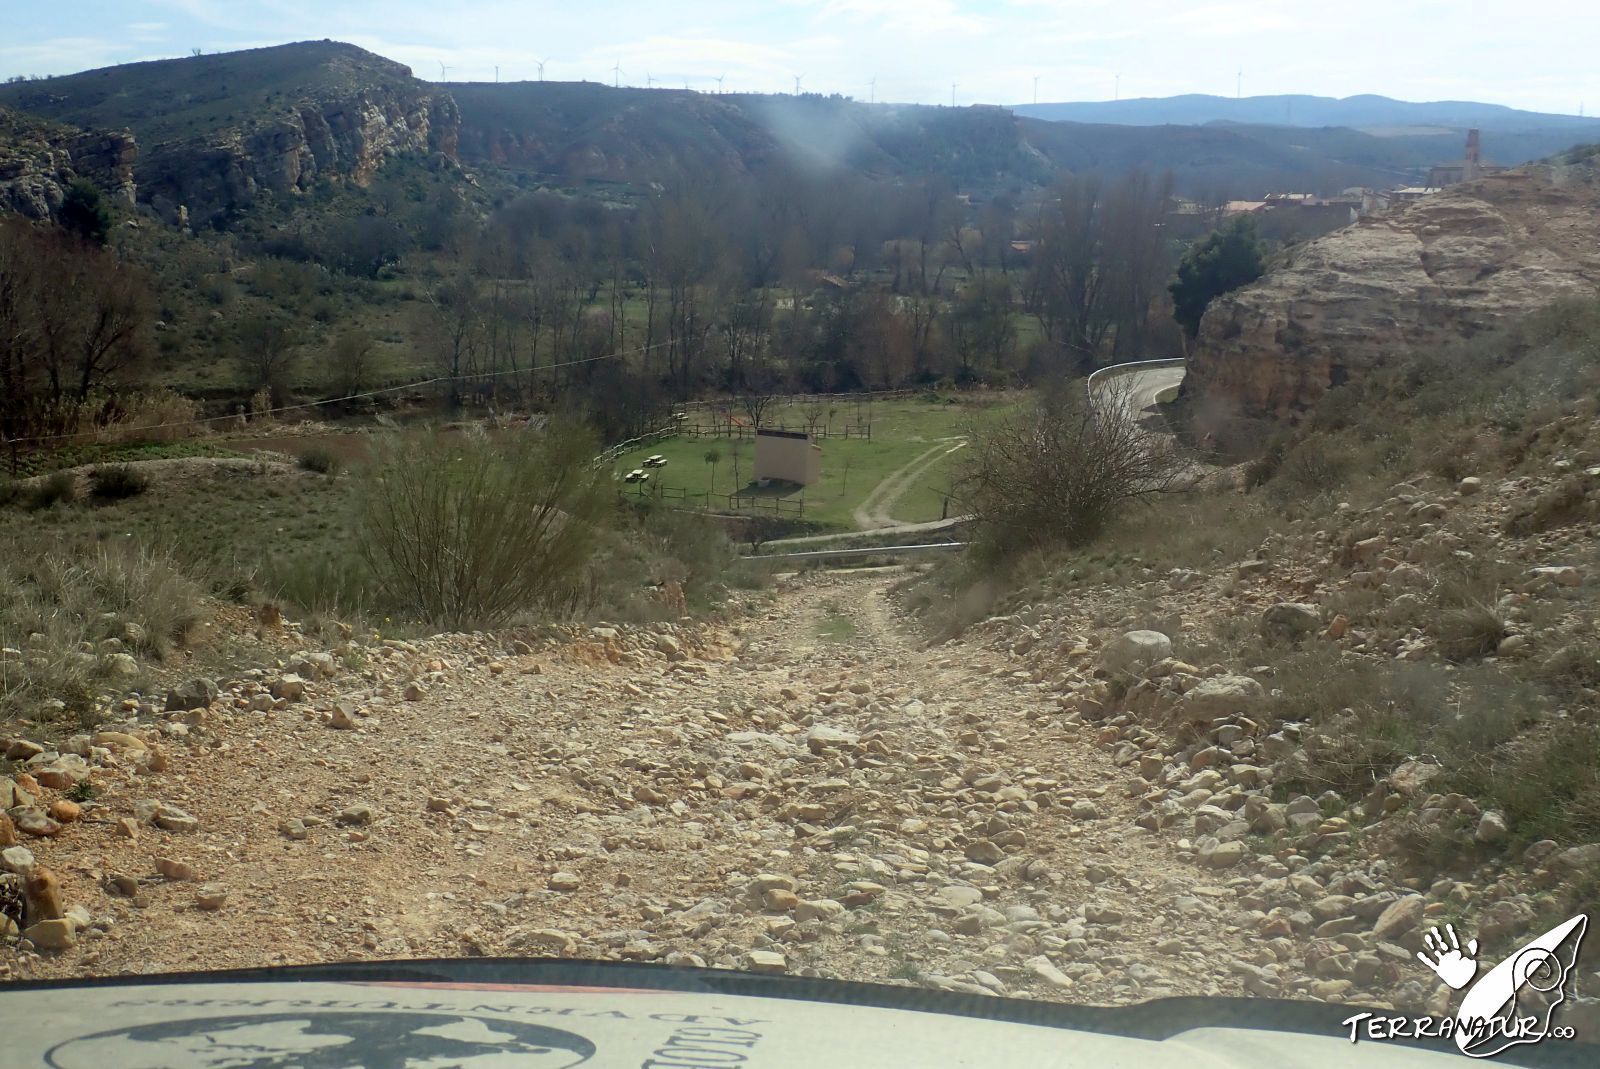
[1537,642,1600,688]
[1422,433,1481,482]
[1504,477,1594,535]
[1435,601,1509,661]
[25,471,77,510]
[26,542,206,658]
[296,445,340,475]
[358,423,613,628]
[89,463,152,500]
[574,513,744,625]
[1452,721,1600,847]
[95,391,205,445]
[958,376,1183,560]
[1427,557,1511,661]
[1,541,205,725]
[1264,647,1532,799]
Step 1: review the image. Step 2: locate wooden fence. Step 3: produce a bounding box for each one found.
[619,482,805,517]
[676,421,871,441]
[592,424,675,469]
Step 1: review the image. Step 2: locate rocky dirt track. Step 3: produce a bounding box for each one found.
[2,568,1349,1004]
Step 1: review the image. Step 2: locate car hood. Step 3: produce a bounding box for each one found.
[2,957,1589,1067]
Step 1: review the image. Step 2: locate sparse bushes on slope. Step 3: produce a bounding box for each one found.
[1265,649,1537,801]
[29,542,207,659]
[1453,722,1600,847]
[1243,296,1600,505]
[579,502,755,623]
[357,424,613,629]
[1504,476,1594,535]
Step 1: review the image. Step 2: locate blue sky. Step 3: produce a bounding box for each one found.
[4,1,1596,114]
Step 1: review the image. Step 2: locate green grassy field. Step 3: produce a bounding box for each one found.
[611,393,1013,530]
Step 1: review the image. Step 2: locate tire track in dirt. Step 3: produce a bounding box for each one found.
[852,440,966,530]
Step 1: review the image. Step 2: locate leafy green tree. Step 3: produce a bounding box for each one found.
[59,179,111,246]
[1169,217,1265,338]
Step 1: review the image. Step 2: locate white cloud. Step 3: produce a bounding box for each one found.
[814,0,989,36]
[2,1,1596,113]
[0,37,138,75]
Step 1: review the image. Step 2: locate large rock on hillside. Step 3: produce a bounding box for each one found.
[1184,155,1600,426]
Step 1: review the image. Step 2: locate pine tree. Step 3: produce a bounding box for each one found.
[59,179,111,246]
[1169,217,1265,338]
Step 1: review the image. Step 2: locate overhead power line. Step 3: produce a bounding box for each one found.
[3,340,672,448]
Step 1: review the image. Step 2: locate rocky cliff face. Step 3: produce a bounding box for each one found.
[0,108,137,219]
[143,87,459,228]
[1184,157,1600,425]
[0,44,461,229]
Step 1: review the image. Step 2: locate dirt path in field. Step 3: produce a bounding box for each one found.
[852,440,967,530]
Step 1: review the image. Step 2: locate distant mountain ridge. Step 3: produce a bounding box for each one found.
[1012,93,1599,134]
[4,42,1600,228]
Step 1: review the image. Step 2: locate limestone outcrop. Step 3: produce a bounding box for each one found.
[140,86,459,228]
[1184,156,1600,423]
[0,108,136,219]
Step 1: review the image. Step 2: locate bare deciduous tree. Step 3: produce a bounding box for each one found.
[1023,171,1176,375]
[0,219,154,442]
[233,314,300,406]
[328,327,375,398]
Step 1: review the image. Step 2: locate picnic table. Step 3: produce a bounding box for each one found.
[644,454,668,468]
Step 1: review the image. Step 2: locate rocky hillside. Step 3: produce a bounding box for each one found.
[416,82,1445,196]
[1,332,1597,1022]
[1184,152,1600,425]
[449,82,1055,188]
[3,517,1596,1026]
[0,42,459,228]
[0,107,136,219]
[0,40,1504,224]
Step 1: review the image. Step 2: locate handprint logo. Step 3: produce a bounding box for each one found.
[1417,923,1480,990]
